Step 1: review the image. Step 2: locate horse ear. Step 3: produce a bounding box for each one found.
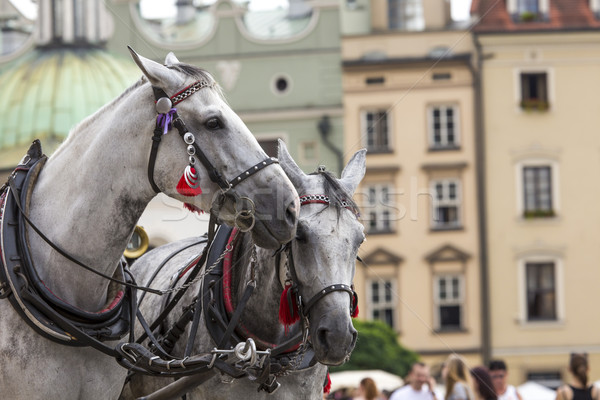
[278,139,306,189]
[339,149,367,195]
[165,52,180,67]
[128,46,184,90]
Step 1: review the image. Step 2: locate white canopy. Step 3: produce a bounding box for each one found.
[517,381,557,400]
[329,369,404,392]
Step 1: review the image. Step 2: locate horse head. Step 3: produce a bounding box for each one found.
[129,49,298,249]
[278,140,366,366]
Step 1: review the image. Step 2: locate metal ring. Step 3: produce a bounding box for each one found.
[189,155,196,165]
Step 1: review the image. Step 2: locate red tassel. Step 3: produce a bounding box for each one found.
[351,291,359,318]
[176,166,202,197]
[323,372,332,394]
[183,203,203,214]
[278,282,300,331]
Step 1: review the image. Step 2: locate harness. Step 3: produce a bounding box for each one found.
[120,194,359,398]
[0,141,133,353]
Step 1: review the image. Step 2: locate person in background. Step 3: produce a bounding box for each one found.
[556,353,599,400]
[443,354,475,400]
[354,377,384,400]
[488,360,522,400]
[389,362,437,400]
[470,366,498,400]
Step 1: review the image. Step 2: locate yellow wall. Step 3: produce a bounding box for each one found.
[343,29,481,359]
[481,31,600,382]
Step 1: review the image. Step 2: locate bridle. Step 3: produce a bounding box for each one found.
[147,79,279,219]
[282,194,359,324]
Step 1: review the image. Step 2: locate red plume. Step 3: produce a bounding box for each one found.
[323,372,332,394]
[278,282,300,331]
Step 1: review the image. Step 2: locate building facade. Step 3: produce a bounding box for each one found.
[341,0,484,369]
[474,0,600,387]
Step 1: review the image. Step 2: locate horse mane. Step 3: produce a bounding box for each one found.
[55,62,225,156]
[311,170,361,218]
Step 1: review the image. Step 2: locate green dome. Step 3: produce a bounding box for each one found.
[0,48,141,168]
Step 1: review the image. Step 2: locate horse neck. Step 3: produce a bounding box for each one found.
[26,82,157,310]
[231,236,285,344]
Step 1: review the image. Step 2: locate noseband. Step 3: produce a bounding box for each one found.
[283,194,359,320]
[147,80,278,196]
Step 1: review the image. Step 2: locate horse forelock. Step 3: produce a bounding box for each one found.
[311,170,361,218]
[167,63,226,100]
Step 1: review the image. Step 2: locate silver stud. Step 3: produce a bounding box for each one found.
[156,97,172,114]
[184,132,195,144]
[187,145,195,156]
[245,171,249,175]
[254,166,258,170]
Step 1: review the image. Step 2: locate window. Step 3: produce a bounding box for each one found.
[431,179,462,229]
[388,0,424,31]
[518,0,539,13]
[434,275,463,331]
[523,166,554,218]
[527,371,562,390]
[364,184,395,234]
[257,137,281,158]
[368,279,395,328]
[362,110,391,153]
[520,73,549,110]
[526,262,557,321]
[428,105,459,150]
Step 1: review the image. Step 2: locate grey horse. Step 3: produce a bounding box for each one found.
[0,50,298,399]
[124,141,366,399]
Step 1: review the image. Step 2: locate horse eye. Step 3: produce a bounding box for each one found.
[205,118,222,130]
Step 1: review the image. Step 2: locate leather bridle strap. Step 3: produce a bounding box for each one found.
[302,283,354,315]
[148,84,279,194]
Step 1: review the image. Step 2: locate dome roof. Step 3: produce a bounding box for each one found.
[0,48,141,168]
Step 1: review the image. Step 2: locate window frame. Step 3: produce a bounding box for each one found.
[514,67,553,112]
[361,109,392,153]
[515,159,560,220]
[517,255,564,325]
[430,178,462,230]
[433,274,465,331]
[363,183,396,234]
[366,278,397,329]
[387,0,425,31]
[427,104,461,150]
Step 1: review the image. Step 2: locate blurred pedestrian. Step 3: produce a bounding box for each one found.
[489,359,522,400]
[389,362,437,400]
[556,353,599,400]
[471,366,498,400]
[443,354,475,400]
[354,377,384,400]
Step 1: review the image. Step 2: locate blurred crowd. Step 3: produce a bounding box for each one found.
[326,353,594,400]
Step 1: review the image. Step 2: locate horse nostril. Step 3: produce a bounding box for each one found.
[350,328,358,348]
[285,201,298,226]
[317,327,329,348]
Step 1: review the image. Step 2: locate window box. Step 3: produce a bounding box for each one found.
[520,99,549,111]
[523,209,555,219]
[520,11,537,21]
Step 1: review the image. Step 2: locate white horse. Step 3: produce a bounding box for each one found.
[0,50,299,399]
[125,141,366,400]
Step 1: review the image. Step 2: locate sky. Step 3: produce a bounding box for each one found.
[9,0,473,24]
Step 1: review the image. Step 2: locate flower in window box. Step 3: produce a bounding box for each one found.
[520,11,536,22]
[520,99,549,111]
[523,209,555,219]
